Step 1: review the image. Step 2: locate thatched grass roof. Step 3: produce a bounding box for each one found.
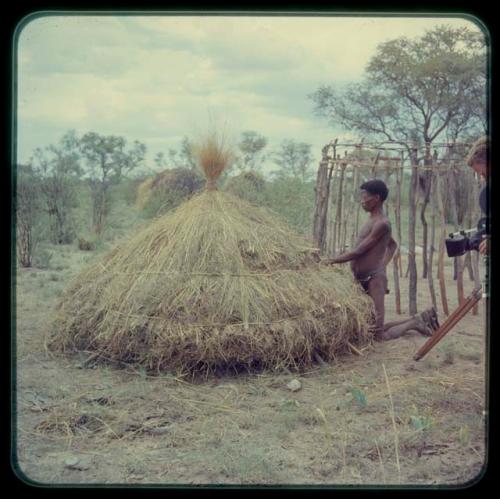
[47,135,374,376]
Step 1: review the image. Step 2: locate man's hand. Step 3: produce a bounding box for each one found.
[479,236,489,255]
[322,257,340,265]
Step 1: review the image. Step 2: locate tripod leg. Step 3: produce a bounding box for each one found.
[414,287,482,361]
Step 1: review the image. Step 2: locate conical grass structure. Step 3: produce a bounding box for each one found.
[47,134,375,375]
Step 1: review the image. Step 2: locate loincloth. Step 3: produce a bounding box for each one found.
[354,269,389,294]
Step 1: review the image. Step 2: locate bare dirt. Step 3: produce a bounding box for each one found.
[14,247,487,486]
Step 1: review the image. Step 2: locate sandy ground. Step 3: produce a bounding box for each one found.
[13,247,487,487]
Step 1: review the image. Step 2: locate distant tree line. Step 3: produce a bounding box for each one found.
[16,130,147,267]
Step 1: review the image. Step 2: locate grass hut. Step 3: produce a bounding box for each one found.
[135,167,204,216]
[47,132,374,376]
[224,170,268,205]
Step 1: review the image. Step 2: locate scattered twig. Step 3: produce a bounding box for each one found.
[374,439,387,485]
[347,342,364,356]
[382,363,401,484]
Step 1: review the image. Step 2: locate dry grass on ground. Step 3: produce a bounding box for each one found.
[15,243,487,486]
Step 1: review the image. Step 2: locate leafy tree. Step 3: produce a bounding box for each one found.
[235,131,268,173]
[16,164,44,267]
[266,177,316,236]
[31,130,82,244]
[310,25,487,313]
[272,139,314,182]
[79,132,146,235]
[160,137,198,171]
[179,136,197,170]
[311,26,486,148]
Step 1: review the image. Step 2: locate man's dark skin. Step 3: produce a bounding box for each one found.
[329,187,436,340]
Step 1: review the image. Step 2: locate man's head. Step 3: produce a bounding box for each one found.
[360,179,389,211]
[466,136,488,178]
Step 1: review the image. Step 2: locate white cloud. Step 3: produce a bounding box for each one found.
[16,14,483,167]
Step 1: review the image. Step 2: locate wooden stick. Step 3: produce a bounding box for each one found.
[472,252,481,316]
[347,341,364,356]
[326,160,458,172]
[327,161,338,257]
[382,364,401,484]
[427,169,438,310]
[435,169,449,316]
[449,167,465,305]
[407,146,419,315]
[312,160,331,253]
[334,163,346,254]
[397,151,404,278]
[350,162,361,249]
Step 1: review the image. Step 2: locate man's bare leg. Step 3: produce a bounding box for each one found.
[366,274,436,341]
[384,308,438,330]
[382,316,433,340]
[366,273,387,341]
[383,317,415,329]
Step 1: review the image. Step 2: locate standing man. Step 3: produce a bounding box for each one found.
[466,136,489,255]
[328,179,439,341]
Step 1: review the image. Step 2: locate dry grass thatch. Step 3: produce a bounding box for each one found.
[192,131,234,190]
[47,135,374,376]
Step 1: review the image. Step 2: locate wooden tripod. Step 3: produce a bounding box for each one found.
[414,286,483,361]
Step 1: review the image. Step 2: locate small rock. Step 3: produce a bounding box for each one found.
[64,455,90,471]
[286,379,302,392]
[64,456,80,468]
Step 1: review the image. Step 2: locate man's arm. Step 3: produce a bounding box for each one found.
[329,220,391,264]
[382,237,398,268]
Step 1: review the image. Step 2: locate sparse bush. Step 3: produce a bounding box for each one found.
[224,171,268,205]
[16,164,44,268]
[33,247,53,269]
[266,177,316,236]
[32,131,82,245]
[78,237,95,251]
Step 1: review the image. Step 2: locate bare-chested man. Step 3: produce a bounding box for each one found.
[328,179,439,341]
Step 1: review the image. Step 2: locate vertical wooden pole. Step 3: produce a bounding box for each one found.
[427,167,438,310]
[326,143,339,257]
[435,167,449,316]
[333,162,346,255]
[407,145,419,315]
[456,260,465,307]
[350,162,361,249]
[450,164,465,306]
[386,159,401,315]
[353,145,364,244]
[472,251,481,316]
[398,150,404,278]
[313,140,337,254]
[470,170,482,315]
[327,161,338,257]
[420,144,433,279]
[343,161,358,253]
[464,166,477,282]
[464,251,474,282]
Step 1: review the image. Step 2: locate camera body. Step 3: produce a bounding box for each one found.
[445,218,488,258]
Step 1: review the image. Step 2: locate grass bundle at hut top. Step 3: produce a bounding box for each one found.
[47,134,374,376]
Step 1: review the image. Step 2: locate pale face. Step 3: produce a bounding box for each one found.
[470,160,488,178]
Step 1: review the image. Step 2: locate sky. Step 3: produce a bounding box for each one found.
[16,14,485,175]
